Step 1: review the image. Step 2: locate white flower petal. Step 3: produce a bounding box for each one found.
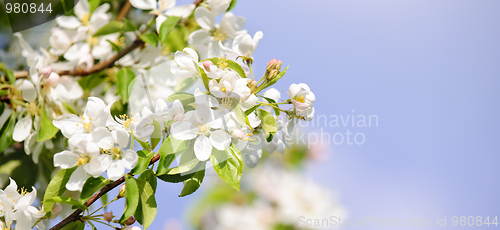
[194,7,215,30]
[13,115,32,142]
[194,135,212,161]
[107,161,125,181]
[66,166,90,191]
[64,43,90,61]
[54,150,78,168]
[166,4,196,18]
[55,16,82,29]
[209,130,230,150]
[171,121,198,140]
[129,0,156,10]
[19,79,37,102]
[122,149,138,169]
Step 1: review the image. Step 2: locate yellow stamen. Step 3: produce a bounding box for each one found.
[77,154,90,166]
[295,95,305,103]
[81,13,90,26]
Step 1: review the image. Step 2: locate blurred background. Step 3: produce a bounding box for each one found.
[2,0,500,229]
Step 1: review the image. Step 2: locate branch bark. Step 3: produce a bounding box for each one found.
[116,0,132,22]
[49,154,161,230]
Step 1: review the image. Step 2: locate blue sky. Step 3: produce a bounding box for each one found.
[113,0,500,229]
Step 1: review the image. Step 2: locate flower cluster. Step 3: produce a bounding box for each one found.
[0,179,45,230]
[0,0,319,229]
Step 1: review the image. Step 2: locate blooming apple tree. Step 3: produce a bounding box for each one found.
[0,0,316,229]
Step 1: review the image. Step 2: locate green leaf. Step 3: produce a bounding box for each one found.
[194,61,210,90]
[136,139,151,152]
[0,63,15,84]
[167,92,195,106]
[88,0,100,14]
[130,150,154,175]
[257,109,278,139]
[107,39,122,52]
[159,16,180,44]
[209,145,243,191]
[116,68,136,104]
[78,71,106,91]
[61,102,77,114]
[180,168,205,197]
[45,196,87,211]
[138,169,157,193]
[233,104,251,128]
[60,221,85,230]
[134,178,157,229]
[262,96,280,116]
[119,175,140,223]
[226,60,247,78]
[244,104,259,116]
[139,33,158,47]
[0,114,15,153]
[80,176,109,202]
[123,18,136,32]
[37,107,59,141]
[174,77,196,92]
[43,168,77,215]
[227,0,237,11]
[150,120,162,150]
[93,21,124,37]
[156,137,190,176]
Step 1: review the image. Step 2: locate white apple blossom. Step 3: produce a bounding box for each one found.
[129,0,195,33]
[54,138,107,191]
[0,179,46,230]
[189,6,246,57]
[208,71,250,100]
[53,97,111,139]
[288,83,315,121]
[170,48,200,79]
[222,31,263,59]
[91,128,138,180]
[171,104,231,161]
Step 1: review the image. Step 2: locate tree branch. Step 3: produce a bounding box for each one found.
[49,154,161,230]
[116,0,132,22]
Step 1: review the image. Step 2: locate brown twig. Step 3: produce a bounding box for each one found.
[49,154,161,230]
[116,0,132,22]
[14,70,29,79]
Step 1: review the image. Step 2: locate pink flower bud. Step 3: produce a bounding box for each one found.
[231,129,245,139]
[203,61,214,72]
[46,72,60,86]
[41,66,52,77]
[275,60,282,70]
[50,203,62,219]
[247,79,257,89]
[123,216,136,225]
[266,58,278,71]
[104,212,113,222]
[118,184,126,198]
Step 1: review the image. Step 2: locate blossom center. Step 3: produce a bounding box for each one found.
[158,0,173,11]
[213,28,228,42]
[79,116,92,132]
[111,146,123,160]
[81,13,90,26]
[196,123,210,135]
[77,154,91,166]
[294,95,305,103]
